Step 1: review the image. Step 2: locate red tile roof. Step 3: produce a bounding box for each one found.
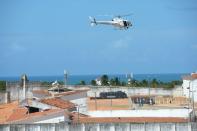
[191,73,197,79]
[182,73,197,80]
[6,108,28,122]
[0,101,19,124]
[40,98,75,109]
[6,108,64,123]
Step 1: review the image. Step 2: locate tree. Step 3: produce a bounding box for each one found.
[101,75,109,86]
[109,78,115,86]
[121,81,126,86]
[0,81,6,92]
[79,80,86,85]
[141,79,148,87]
[114,77,121,86]
[131,79,138,87]
[91,80,97,86]
[151,79,159,88]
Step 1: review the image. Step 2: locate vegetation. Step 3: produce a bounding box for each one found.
[41,81,65,87]
[0,81,6,92]
[41,81,52,87]
[89,74,182,89]
[78,80,86,85]
[101,75,109,86]
[90,80,97,86]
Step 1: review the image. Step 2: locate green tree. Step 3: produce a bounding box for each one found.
[79,80,86,85]
[58,81,64,85]
[101,75,109,86]
[141,79,148,87]
[151,79,159,88]
[109,77,121,86]
[121,81,126,86]
[131,79,138,87]
[41,81,52,87]
[114,77,121,86]
[109,78,115,86]
[0,81,6,92]
[91,80,97,86]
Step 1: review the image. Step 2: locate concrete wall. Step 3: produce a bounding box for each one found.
[0,92,7,104]
[172,86,184,97]
[182,79,197,102]
[0,123,196,131]
[88,87,175,97]
[87,109,192,118]
[6,82,48,102]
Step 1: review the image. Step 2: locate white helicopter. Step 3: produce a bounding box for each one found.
[89,14,132,29]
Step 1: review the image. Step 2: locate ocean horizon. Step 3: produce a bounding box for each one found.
[0,73,188,85]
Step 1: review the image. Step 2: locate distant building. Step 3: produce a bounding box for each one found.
[95,77,102,86]
[126,73,133,85]
[182,72,197,102]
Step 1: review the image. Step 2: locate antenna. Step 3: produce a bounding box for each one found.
[64,70,68,87]
[126,73,133,85]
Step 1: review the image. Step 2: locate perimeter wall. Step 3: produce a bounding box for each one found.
[0,122,197,131]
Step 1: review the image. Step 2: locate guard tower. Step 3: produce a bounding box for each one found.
[20,74,28,102]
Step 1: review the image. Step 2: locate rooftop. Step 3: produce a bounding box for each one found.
[182,73,197,80]
[0,101,19,124]
[6,108,64,124]
[32,90,51,96]
[40,98,75,109]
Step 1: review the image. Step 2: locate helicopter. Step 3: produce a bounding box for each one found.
[89,14,132,29]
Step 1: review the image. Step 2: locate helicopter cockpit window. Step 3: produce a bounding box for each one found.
[123,21,127,26]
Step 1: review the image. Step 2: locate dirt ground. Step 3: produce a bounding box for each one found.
[87,98,131,111]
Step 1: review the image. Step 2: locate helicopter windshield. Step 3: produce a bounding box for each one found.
[123,21,128,27]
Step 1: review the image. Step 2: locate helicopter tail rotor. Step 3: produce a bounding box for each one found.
[89,16,97,26]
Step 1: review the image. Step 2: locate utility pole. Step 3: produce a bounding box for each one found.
[191,81,196,121]
[148,76,151,105]
[95,92,97,110]
[64,70,68,88]
[78,105,80,123]
[188,80,191,130]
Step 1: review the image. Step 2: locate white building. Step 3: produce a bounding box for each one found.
[95,77,102,86]
[182,72,197,102]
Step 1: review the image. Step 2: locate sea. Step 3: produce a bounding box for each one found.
[0,73,188,85]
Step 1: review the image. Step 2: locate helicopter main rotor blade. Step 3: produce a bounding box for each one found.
[116,13,133,18]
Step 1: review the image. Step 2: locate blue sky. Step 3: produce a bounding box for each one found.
[0,0,197,76]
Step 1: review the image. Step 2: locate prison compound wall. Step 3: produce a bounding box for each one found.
[0,123,197,131]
